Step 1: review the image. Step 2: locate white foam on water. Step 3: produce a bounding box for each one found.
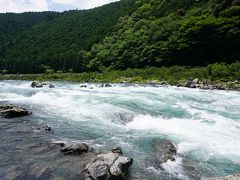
[1,80,240,178]
[126,113,240,163]
[146,156,189,180]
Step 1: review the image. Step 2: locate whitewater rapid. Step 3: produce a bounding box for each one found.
[0,80,240,179]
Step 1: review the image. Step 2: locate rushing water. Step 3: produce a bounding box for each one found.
[0,80,240,180]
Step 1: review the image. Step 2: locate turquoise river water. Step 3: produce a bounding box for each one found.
[0,80,240,180]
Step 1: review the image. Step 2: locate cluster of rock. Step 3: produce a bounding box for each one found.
[80,83,113,88]
[171,78,239,91]
[149,79,240,91]
[31,81,55,88]
[182,78,227,90]
[61,143,133,180]
[0,105,32,118]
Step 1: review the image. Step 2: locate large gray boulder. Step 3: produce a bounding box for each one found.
[84,147,133,180]
[0,105,32,118]
[155,140,177,164]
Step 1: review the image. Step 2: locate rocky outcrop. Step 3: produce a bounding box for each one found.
[83,147,133,180]
[155,140,177,164]
[202,174,240,180]
[61,143,93,155]
[0,105,32,118]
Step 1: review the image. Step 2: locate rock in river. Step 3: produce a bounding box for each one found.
[84,148,133,180]
[31,81,44,88]
[49,84,55,88]
[155,140,177,164]
[61,143,92,155]
[101,83,112,87]
[0,105,32,118]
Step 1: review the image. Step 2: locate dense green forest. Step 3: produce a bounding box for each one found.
[0,0,136,73]
[0,12,58,44]
[0,0,240,74]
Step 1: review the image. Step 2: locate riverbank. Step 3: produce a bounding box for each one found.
[1,67,240,91]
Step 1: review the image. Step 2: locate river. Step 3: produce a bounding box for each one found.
[0,80,240,180]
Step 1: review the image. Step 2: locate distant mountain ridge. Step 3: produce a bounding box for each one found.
[0,0,239,73]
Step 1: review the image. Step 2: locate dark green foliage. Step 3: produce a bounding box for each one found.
[0,0,136,73]
[1,62,240,86]
[0,12,58,44]
[87,0,240,71]
[0,0,239,74]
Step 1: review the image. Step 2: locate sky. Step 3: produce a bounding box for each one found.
[0,0,119,13]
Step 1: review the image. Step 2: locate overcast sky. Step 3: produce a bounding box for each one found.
[0,0,119,13]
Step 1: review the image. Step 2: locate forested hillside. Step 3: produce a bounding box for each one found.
[0,0,136,73]
[0,12,58,44]
[0,0,240,74]
[88,0,240,71]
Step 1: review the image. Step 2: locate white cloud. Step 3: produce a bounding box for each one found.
[0,0,48,13]
[51,0,119,9]
[0,0,119,13]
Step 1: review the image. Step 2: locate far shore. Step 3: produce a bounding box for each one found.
[1,72,240,91]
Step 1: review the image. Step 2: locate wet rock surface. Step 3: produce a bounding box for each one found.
[155,140,177,164]
[0,105,32,118]
[83,148,133,180]
[31,81,44,88]
[61,143,92,155]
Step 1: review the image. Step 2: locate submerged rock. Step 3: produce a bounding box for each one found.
[84,150,133,180]
[49,84,55,88]
[37,125,52,131]
[61,143,92,155]
[0,105,32,118]
[155,140,177,164]
[202,174,240,180]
